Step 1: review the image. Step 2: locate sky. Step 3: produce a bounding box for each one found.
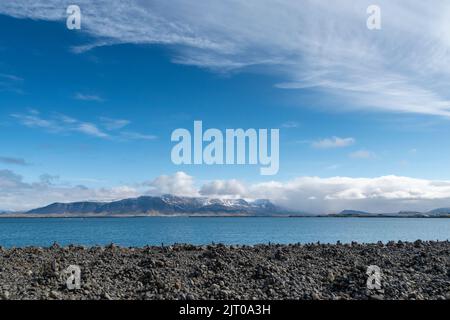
[1,0,450,213]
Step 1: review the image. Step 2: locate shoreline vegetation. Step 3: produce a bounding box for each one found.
[0,241,448,300]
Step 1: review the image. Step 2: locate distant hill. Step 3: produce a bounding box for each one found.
[427,208,450,216]
[334,208,450,218]
[26,194,290,216]
[338,210,370,216]
[3,197,449,218]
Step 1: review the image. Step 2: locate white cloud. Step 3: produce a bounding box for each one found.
[0,73,23,82]
[235,175,450,214]
[76,122,109,138]
[147,172,450,214]
[12,110,110,138]
[0,169,140,211]
[0,73,24,94]
[200,179,247,197]
[74,93,104,102]
[3,170,450,213]
[349,149,376,159]
[0,170,27,190]
[2,1,450,117]
[147,171,198,197]
[312,137,355,149]
[11,109,156,141]
[0,156,30,166]
[281,121,299,129]
[99,117,130,130]
[11,110,57,131]
[119,131,157,141]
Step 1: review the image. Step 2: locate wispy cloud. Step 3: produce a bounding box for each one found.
[1,1,450,118]
[11,110,156,141]
[12,110,109,138]
[281,121,299,129]
[76,122,109,138]
[74,92,104,102]
[349,149,376,159]
[312,137,355,149]
[0,156,30,166]
[0,73,23,82]
[11,109,60,132]
[119,131,157,141]
[100,117,130,130]
[0,72,24,94]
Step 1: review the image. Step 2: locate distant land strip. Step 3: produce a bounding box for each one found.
[0,195,449,218]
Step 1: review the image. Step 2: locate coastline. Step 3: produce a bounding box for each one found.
[0,213,449,219]
[0,241,448,300]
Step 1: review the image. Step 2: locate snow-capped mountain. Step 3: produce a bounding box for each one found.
[26,194,288,216]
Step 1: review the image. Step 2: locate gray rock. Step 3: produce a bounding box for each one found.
[0,242,448,300]
[2,291,10,300]
[50,290,60,299]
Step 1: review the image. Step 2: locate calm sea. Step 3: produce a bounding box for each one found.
[0,217,449,248]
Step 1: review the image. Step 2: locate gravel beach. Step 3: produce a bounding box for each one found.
[0,241,448,300]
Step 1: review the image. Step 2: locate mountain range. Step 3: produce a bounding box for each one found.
[335,208,450,217]
[0,195,449,217]
[25,194,290,216]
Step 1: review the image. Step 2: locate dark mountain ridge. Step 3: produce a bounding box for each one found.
[335,208,450,217]
[26,194,287,216]
[9,196,450,217]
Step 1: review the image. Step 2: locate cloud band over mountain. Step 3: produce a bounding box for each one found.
[3,170,450,214]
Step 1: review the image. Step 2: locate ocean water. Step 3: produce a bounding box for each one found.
[0,217,449,248]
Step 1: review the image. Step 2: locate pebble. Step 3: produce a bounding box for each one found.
[0,242,447,300]
[2,291,10,300]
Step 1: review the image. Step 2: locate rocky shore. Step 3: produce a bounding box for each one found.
[0,241,448,300]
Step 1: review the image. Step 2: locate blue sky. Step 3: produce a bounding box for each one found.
[1,1,450,213]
